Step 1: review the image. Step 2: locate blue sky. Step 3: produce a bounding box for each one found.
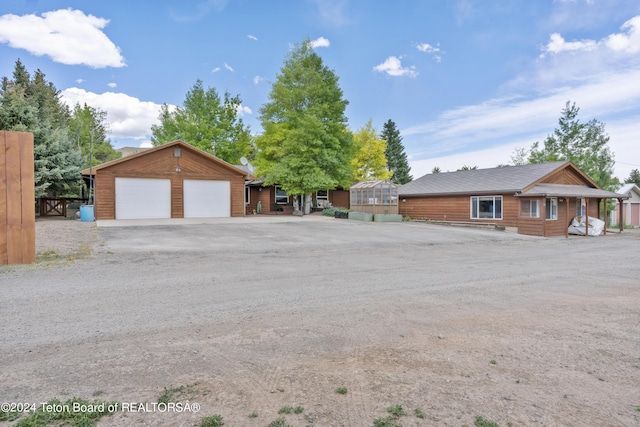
[1,0,639,181]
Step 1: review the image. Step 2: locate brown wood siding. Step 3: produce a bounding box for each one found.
[93,143,246,219]
[543,167,592,186]
[329,190,349,208]
[0,131,35,264]
[399,194,520,227]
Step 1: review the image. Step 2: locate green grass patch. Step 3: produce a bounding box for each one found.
[293,406,303,414]
[415,408,425,419]
[335,387,348,394]
[373,416,402,427]
[157,383,202,404]
[386,404,407,418]
[267,416,291,427]
[475,415,500,427]
[199,414,224,427]
[277,405,293,415]
[12,397,117,427]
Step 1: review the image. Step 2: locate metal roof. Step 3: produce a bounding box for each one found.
[351,180,398,189]
[399,162,569,196]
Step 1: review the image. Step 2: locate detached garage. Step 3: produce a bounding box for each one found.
[82,140,247,220]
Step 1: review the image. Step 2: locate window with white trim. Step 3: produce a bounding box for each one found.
[316,189,328,200]
[470,196,502,220]
[521,200,539,218]
[546,197,558,220]
[275,185,288,204]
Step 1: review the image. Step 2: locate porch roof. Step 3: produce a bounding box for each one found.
[520,184,627,199]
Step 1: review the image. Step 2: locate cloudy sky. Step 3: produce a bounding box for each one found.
[1,0,639,181]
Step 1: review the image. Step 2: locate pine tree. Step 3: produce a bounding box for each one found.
[625,169,640,187]
[380,119,412,184]
[0,61,82,197]
[529,101,618,190]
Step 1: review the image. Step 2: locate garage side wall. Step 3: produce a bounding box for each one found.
[94,145,245,219]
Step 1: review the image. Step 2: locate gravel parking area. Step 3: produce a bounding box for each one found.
[2,217,639,426]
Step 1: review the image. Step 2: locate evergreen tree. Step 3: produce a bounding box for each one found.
[625,169,640,187]
[151,79,251,164]
[380,119,412,184]
[255,39,354,213]
[351,120,391,181]
[529,101,618,190]
[0,60,82,197]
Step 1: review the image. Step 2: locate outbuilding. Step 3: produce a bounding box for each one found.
[82,140,247,220]
[398,161,626,237]
[610,183,640,228]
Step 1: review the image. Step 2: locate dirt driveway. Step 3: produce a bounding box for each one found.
[2,217,639,427]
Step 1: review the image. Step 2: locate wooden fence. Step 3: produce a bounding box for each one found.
[1,131,35,265]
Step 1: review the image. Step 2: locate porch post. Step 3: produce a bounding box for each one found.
[565,198,569,239]
[619,197,624,232]
[585,198,589,237]
[601,199,607,235]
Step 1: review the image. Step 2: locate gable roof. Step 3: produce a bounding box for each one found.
[399,162,569,196]
[617,183,640,198]
[81,140,247,177]
[399,161,625,199]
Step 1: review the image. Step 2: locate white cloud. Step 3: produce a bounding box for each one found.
[541,33,598,55]
[542,15,640,56]
[605,15,640,53]
[309,37,330,49]
[212,67,221,73]
[417,43,440,53]
[247,34,258,41]
[373,56,418,78]
[253,76,264,85]
[60,88,165,140]
[76,78,84,84]
[223,63,234,72]
[0,9,125,68]
[107,82,117,88]
[417,42,443,62]
[235,104,252,116]
[139,141,153,148]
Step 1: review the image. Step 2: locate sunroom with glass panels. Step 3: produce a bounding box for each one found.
[350,180,399,215]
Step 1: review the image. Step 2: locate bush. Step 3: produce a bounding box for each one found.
[322,206,349,217]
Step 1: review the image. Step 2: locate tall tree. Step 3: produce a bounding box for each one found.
[529,101,618,190]
[0,61,82,197]
[380,119,412,184]
[150,79,251,164]
[625,169,640,187]
[255,39,354,213]
[68,103,120,168]
[351,120,391,181]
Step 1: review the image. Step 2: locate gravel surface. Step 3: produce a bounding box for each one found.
[1,217,639,427]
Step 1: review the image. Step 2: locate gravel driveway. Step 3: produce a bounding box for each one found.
[2,217,639,427]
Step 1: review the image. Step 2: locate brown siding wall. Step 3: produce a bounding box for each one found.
[542,167,591,186]
[94,144,246,219]
[329,190,349,208]
[399,193,520,227]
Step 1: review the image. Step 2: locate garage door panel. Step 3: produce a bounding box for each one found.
[184,180,230,218]
[115,178,171,219]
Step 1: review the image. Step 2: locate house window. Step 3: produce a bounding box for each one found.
[316,189,329,200]
[471,196,502,220]
[546,197,558,220]
[275,185,288,204]
[576,198,585,217]
[245,186,250,205]
[521,200,539,218]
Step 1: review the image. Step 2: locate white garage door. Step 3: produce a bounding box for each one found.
[115,178,171,219]
[183,179,230,218]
